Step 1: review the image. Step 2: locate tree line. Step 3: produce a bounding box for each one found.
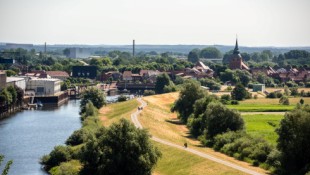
[171,80,310,175]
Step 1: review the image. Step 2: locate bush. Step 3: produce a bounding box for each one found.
[300,98,304,105]
[117,95,127,102]
[290,87,299,96]
[143,90,155,96]
[163,83,177,93]
[279,96,290,105]
[221,94,231,101]
[306,82,310,88]
[230,100,239,105]
[66,129,92,146]
[41,146,72,170]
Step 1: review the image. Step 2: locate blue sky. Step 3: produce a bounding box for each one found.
[0,0,309,46]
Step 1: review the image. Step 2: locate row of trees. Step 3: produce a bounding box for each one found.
[0,86,23,114]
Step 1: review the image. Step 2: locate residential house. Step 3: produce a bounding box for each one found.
[46,71,69,80]
[122,71,133,81]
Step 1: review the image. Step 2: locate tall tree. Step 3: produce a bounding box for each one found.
[171,80,205,122]
[155,73,171,94]
[80,87,106,114]
[276,107,310,174]
[80,119,161,175]
[200,47,222,58]
[231,83,248,101]
[187,49,200,63]
[204,102,244,139]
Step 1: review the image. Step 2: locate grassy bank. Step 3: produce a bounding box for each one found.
[153,142,246,175]
[99,99,139,126]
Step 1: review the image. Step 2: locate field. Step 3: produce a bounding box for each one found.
[99,93,267,174]
[153,142,246,175]
[227,97,310,112]
[99,99,139,126]
[140,93,268,174]
[242,114,283,145]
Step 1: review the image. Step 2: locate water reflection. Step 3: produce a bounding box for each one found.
[0,100,81,175]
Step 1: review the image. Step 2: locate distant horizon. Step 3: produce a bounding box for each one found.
[1,0,310,47]
[1,41,310,48]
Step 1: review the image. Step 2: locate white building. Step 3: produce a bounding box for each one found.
[6,77,26,91]
[26,78,62,96]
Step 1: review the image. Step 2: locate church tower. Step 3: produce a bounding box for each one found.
[229,38,249,70]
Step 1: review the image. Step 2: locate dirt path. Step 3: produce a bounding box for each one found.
[131,98,264,175]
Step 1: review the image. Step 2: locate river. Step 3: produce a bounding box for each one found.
[0,100,82,175]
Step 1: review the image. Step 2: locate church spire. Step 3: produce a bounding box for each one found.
[233,37,240,54]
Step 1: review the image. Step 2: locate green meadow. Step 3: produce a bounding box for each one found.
[242,114,284,145]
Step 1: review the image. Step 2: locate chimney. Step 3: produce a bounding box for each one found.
[133,40,135,57]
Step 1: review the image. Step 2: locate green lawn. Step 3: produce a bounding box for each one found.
[227,104,294,112]
[242,114,284,145]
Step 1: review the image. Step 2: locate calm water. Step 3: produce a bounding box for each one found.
[0,100,82,175]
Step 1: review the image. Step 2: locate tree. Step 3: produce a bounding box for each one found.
[80,119,161,175]
[80,88,106,114]
[279,96,290,105]
[188,95,219,137]
[204,102,244,140]
[188,49,200,63]
[5,70,16,77]
[155,73,171,94]
[235,70,252,87]
[276,107,310,174]
[231,83,248,101]
[200,47,222,58]
[41,146,71,171]
[171,80,205,122]
[0,154,13,175]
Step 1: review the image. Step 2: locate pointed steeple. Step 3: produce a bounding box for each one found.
[233,38,240,54]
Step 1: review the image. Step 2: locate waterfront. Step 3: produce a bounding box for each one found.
[0,100,81,175]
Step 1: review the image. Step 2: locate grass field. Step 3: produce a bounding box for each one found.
[242,114,283,145]
[140,93,268,174]
[153,142,246,175]
[227,97,310,112]
[99,99,139,126]
[227,104,295,112]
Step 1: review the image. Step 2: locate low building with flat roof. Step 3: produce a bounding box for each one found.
[252,84,265,92]
[26,78,62,96]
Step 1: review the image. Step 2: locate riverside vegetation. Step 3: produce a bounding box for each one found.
[40,87,161,175]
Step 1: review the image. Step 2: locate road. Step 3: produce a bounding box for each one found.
[131,98,264,175]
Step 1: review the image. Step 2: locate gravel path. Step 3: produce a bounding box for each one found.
[131,98,264,175]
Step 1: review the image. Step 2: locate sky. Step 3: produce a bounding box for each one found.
[0,0,309,46]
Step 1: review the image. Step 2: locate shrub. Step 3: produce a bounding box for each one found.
[143,90,155,96]
[118,95,127,102]
[290,87,299,96]
[230,100,239,105]
[66,129,92,146]
[279,96,290,105]
[300,98,304,105]
[41,146,72,170]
